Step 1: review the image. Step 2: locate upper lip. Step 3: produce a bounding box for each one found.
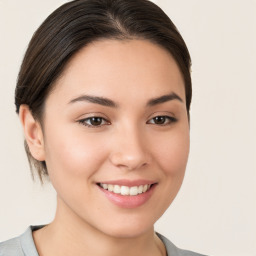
[97,179,157,187]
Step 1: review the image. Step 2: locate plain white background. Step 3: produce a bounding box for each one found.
[0,1,255,255]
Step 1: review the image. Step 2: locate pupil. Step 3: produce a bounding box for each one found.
[91,117,102,125]
[154,116,165,124]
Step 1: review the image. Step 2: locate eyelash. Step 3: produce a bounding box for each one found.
[78,117,110,128]
[78,115,177,128]
[146,116,177,125]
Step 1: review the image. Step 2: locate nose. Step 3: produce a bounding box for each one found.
[109,126,151,171]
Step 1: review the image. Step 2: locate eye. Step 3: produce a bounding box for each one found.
[147,115,177,125]
[78,117,110,128]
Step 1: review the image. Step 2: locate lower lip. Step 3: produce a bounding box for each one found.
[98,184,156,209]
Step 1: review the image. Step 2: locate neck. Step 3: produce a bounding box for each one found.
[33,197,166,256]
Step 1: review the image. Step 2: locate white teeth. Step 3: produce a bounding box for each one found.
[102,184,108,189]
[130,186,139,196]
[107,184,114,192]
[120,186,130,195]
[113,185,121,194]
[143,184,148,192]
[99,183,151,196]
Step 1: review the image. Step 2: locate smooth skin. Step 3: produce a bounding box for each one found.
[19,39,190,256]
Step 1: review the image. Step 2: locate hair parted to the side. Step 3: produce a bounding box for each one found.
[15,0,192,182]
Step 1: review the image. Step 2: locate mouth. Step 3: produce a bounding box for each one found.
[96,181,157,208]
[97,183,153,196]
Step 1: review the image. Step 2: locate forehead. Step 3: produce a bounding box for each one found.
[48,39,185,104]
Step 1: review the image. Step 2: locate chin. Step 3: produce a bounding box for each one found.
[93,214,157,239]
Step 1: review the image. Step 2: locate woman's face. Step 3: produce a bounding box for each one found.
[41,39,189,237]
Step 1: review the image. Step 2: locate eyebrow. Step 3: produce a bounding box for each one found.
[69,95,118,107]
[146,92,183,107]
[69,92,183,108]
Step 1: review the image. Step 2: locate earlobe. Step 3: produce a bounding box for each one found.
[19,105,45,161]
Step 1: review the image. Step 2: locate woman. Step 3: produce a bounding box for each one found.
[0,0,206,255]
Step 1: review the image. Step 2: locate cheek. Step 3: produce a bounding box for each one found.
[153,128,190,177]
[44,126,108,179]
[144,126,189,219]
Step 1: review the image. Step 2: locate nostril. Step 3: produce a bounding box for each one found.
[109,151,150,171]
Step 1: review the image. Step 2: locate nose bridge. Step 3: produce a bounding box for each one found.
[109,122,150,170]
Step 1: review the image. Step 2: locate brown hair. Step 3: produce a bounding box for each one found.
[15,0,192,181]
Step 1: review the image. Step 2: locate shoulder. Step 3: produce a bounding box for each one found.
[0,236,23,256]
[157,233,208,256]
[0,226,41,256]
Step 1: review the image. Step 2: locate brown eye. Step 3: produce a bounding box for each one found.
[147,116,177,126]
[90,117,103,126]
[78,117,109,128]
[153,116,166,125]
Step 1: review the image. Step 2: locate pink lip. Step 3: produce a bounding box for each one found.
[97,181,157,209]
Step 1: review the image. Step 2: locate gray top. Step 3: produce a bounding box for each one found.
[0,226,207,256]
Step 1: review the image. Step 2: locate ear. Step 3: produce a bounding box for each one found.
[19,105,45,161]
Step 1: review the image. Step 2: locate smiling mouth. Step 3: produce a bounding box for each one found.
[97,183,154,196]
